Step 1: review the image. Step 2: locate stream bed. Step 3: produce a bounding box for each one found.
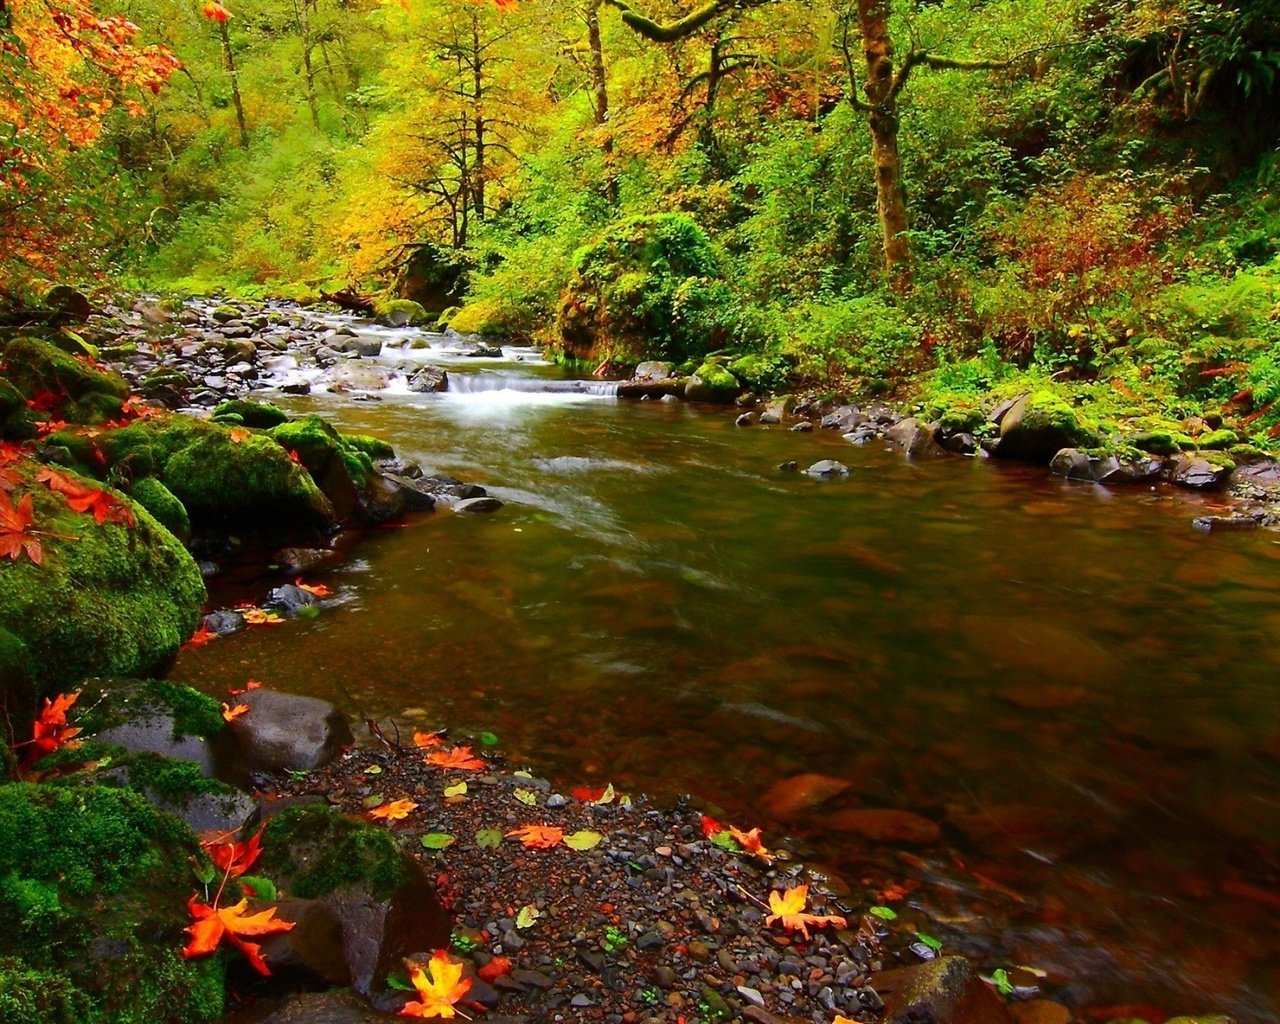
[173,331,1280,1022]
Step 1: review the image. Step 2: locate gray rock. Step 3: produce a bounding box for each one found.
[407,365,449,392]
[1192,515,1260,533]
[1170,455,1233,490]
[735,412,757,427]
[203,609,246,636]
[886,417,942,457]
[634,361,674,380]
[790,421,814,432]
[454,496,504,513]
[265,583,319,614]
[227,689,354,773]
[806,460,850,477]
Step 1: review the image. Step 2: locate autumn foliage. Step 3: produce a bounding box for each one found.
[399,951,472,1018]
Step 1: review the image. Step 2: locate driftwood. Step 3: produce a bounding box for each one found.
[320,286,375,314]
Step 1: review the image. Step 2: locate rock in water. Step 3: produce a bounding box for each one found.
[806,460,850,478]
[226,689,354,773]
[875,956,1015,1024]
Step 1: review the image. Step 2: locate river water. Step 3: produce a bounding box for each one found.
[173,331,1280,1022]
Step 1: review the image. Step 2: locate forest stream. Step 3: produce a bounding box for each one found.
[170,319,1280,1024]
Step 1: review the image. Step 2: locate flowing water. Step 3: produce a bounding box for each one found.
[174,331,1280,1022]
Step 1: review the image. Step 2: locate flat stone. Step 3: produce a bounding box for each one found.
[806,460,850,478]
[227,689,354,773]
[454,496,503,513]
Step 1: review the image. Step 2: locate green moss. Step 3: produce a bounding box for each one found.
[727,353,790,393]
[685,361,740,403]
[377,298,430,325]
[0,462,205,694]
[211,399,288,428]
[0,783,224,1024]
[128,477,190,541]
[997,389,1099,463]
[261,803,407,900]
[1130,429,1182,455]
[341,433,395,460]
[0,337,126,427]
[112,753,227,802]
[437,305,461,330]
[1198,450,1237,471]
[78,679,225,742]
[1196,427,1238,450]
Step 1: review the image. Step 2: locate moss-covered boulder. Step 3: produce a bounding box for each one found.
[995,391,1099,464]
[376,299,430,326]
[211,399,288,429]
[46,417,336,531]
[556,214,730,364]
[685,361,740,404]
[0,783,225,1024]
[0,460,204,701]
[269,417,396,522]
[0,336,127,439]
[128,477,190,542]
[77,678,227,774]
[727,353,790,393]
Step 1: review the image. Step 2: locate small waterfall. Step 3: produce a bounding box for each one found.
[446,373,619,398]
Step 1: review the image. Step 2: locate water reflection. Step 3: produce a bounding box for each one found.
[175,374,1280,1022]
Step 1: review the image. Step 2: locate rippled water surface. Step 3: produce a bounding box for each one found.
[174,345,1280,1022]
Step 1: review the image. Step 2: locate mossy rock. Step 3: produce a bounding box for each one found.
[128,477,190,542]
[48,417,336,531]
[260,803,408,900]
[341,433,395,461]
[556,213,726,363]
[0,783,225,1024]
[727,354,789,393]
[685,361,740,404]
[1130,429,1183,456]
[376,299,430,326]
[996,390,1099,464]
[0,461,205,698]
[270,416,371,518]
[1196,428,1239,450]
[436,305,461,330]
[77,678,226,744]
[0,337,126,435]
[447,299,513,337]
[211,399,288,429]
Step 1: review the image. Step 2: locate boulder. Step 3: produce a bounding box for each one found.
[260,804,452,995]
[454,496,504,513]
[886,417,943,457]
[634,361,674,380]
[327,363,394,391]
[874,956,1014,1024]
[43,284,92,322]
[406,365,448,393]
[685,362,740,404]
[617,377,685,399]
[806,460,850,478]
[1169,454,1234,490]
[212,399,289,428]
[995,392,1097,464]
[1049,448,1163,485]
[226,689,353,774]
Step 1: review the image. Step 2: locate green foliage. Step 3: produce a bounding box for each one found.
[260,803,408,900]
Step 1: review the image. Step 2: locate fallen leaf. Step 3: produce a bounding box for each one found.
[229,428,250,443]
[507,825,563,849]
[442,782,467,799]
[294,577,333,598]
[36,468,135,527]
[0,491,43,565]
[25,691,81,762]
[182,897,294,975]
[513,787,538,806]
[700,814,724,839]
[413,730,446,748]
[221,702,248,722]
[242,608,284,626]
[369,798,418,822]
[573,782,614,803]
[765,885,847,940]
[729,826,774,863]
[515,904,540,929]
[564,830,603,851]
[202,827,263,878]
[183,626,216,648]
[420,832,456,850]
[426,746,486,771]
[478,730,499,747]
[477,955,512,982]
[475,828,503,849]
[399,950,471,1018]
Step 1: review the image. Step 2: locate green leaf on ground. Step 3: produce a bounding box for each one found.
[514,788,538,806]
[869,906,898,921]
[361,793,385,809]
[443,781,468,799]
[421,832,456,850]
[479,731,499,747]
[240,875,278,900]
[475,828,504,849]
[516,904,541,929]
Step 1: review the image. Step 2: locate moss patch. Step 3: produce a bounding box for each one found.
[128,477,190,541]
[261,803,407,900]
[211,399,288,429]
[0,783,224,1024]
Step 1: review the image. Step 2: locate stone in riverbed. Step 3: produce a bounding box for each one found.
[1170,454,1234,490]
[635,360,674,380]
[226,689,354,773]
[873,956,1015,1024]
[685,361,740,404]
[1192,515,1259,533]
[407,364,449,392]
[455,496,503,513]
[806,460,849,478]
[886,417,943,457]
[995,391,1097,465]
[736,412,757,427]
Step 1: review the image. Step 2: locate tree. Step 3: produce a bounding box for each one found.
[0,0,178,290]
[604,0,1045,292]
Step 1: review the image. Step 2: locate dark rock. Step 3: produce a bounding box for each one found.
[790,421,814,433]
[281,380,313,395]
[617,377,684,400]
[454,496,503,513]
[407,365,449,392]
[996,393,1097,464]
[382,475,438,512]
[228,689,354,773]
[248,987,396,1023]
[778,461,798,472]
[265,583,319,614]
[875,956,1015,1024]
[820,406,864,431]
[203,609,246,636]
[1170,455,1234,490]
[358,473,408,525]
[44,285,93,321]
[1192,515,1260,533]
[886,417,943,457]
[736,413,757,427]
[274,547,338,574]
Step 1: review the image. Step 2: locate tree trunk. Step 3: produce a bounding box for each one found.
[219,20,250,148]
[471,18,486,221]
[586,0,618,203]
[857,0,910,292]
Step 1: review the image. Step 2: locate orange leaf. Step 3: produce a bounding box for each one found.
[729,826,774,864]
[242,608,284,626]
[183,897,293,974]
[369,798,419,822]
[425,746,485,771]
[222,702,248,722]
[202,827,263,878]
[184,625,216,649]
[506,825,563,849]
[399,950,471,1018]
[228,679,262,697]
[700,815,723,839]
[229,428,250,444]
[477,955,511,982]
[36,468,135,528]
[294,577,333,598]
[413,730,446,748]
[0,491,43,565]
[25,690,82,763]
[202,1,232,20]
[764,885,847,941]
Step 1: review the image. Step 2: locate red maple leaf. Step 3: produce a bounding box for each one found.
[36,468,135,528]
[0,491,43,565]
